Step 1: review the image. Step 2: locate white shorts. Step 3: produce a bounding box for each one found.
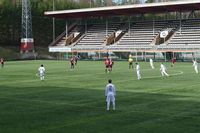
[106,93,115,103]
[40,72,44,77]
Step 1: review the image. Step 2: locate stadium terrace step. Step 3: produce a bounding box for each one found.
[169,19,200,46]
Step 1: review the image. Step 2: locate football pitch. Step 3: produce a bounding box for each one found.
[1,60,200,133]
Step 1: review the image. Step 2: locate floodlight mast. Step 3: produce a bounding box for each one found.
[21,0,34,53]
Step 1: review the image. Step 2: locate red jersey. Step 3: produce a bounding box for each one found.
[172,58,176,64]
[105,59,109,66]
[70,58,74,63]
[0,58,4,64]
[109,60,114,66]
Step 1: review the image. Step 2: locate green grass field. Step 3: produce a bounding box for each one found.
[1,60,200,133]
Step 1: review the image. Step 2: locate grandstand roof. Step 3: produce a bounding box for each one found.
[44,0,200,19]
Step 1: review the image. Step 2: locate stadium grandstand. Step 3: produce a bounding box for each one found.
[44,0,200,59]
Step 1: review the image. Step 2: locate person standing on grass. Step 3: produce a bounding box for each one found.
[109,58,114,72]
[104,57,110,73]
[38,64,45,81]
[70,57,75,69]
[0,58,4,68]
[135,63,141,80]
[171,57,176,67]
[105,79,116,111]
[149,58,155,69]
[128,55,134,69]
[160,63,169,77]
[192,60,199,74]
[74,56,78,66]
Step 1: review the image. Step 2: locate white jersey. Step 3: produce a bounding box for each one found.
[105,83,116,110]
[160,64,166,71]
[193,61,199,74]
[150,59,153,64]
[136,64,141,80]
[193,61,198,67]
[136,64,140,71]
[38,67,45,74]
[150,58,155,69]
[105,83,116,96]
[160,64,169,76]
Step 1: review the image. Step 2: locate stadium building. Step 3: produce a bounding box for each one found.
[44,0,200,60]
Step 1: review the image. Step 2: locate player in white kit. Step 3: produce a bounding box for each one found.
[105,79,116,111]
[38,64,45,80]
[160,63,169,76]
[192,60,199,74]
[149,58,155,69]
[136,63,141,80]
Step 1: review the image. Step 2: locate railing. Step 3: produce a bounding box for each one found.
[49,22,77,46]
[66,34,74,45]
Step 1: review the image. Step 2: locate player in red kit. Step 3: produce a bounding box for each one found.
[74,56,78,66]
[109,59,114,72]
[70,57,75,69]
[0,58,4,68]
[104,58,110,73]
[171,57,176,67]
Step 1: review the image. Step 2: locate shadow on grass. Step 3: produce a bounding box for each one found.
[0,85,200,133]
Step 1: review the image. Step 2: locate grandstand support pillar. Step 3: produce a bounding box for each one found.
[85,19,87,34]
[153,19,155,35]
[108,51,111,58]
[65,21,68,38]
[192,52,194,60]
[144,52,146,62]
[52,0,55,41]
[98,52,101,59]
[136,51,138,62]
[164,52,167,62]
[165,11,167,20]
[194,52,197,61]
[175,11,178,20]
[106,18,108,38]
[179,12,182,35]
[142,52,144,61]
[129,16,131,36]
